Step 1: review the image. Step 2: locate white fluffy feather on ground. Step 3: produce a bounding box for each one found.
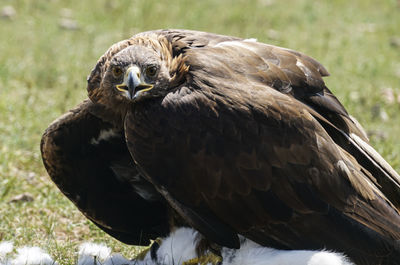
[0,241,58,265]
[136,227,354,265]
[0,242,13,265]
[77,242,110,265]
[0,227,354,265]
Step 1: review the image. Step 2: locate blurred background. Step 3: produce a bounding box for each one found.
[0,0,399,263]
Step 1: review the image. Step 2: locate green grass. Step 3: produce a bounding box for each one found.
[0,0,399,263]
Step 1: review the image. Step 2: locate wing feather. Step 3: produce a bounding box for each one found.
[41,100,169,245]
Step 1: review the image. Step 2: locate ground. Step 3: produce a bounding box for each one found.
[0,0,399,264]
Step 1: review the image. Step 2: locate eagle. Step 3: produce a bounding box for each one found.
[41,29,400,265]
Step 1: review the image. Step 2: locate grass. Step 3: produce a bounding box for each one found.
[0,0,399,263]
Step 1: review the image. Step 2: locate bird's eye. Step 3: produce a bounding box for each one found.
[145,66,157,77]
[112,67,123,78]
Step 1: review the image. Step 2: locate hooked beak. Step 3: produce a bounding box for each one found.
[116,66,153,100]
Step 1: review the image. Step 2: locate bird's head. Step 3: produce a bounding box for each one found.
[87,35,189,109]
[107,46,172,102]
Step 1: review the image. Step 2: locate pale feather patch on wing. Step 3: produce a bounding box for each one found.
[243,38,257,42]
[336,160,376,200]
[90,129,119,145]
[348,116,368,141]
[336,160,351,177]
[350,133,400,186]
[295,60,311,78]
[109,163,160,201]
[125,171,160,201]
[214,40,258,50]
[133,184,160,201]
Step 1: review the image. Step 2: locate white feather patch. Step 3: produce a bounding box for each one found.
[77,242,111,265]
[221,239,353,265]
[90,129,119,145]
[214,40,259,51]
[0,241,13,265]
[0,241,13,257]
[243,38,258,42]
[136,227,354,265]
[12,246,57,265]
[296,60,311,78]
[154,227,199,264]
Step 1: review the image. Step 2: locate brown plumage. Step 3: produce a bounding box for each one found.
[42,29,400,264]
[40,99,171,245]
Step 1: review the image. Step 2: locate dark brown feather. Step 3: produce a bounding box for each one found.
[40,99,170,245]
